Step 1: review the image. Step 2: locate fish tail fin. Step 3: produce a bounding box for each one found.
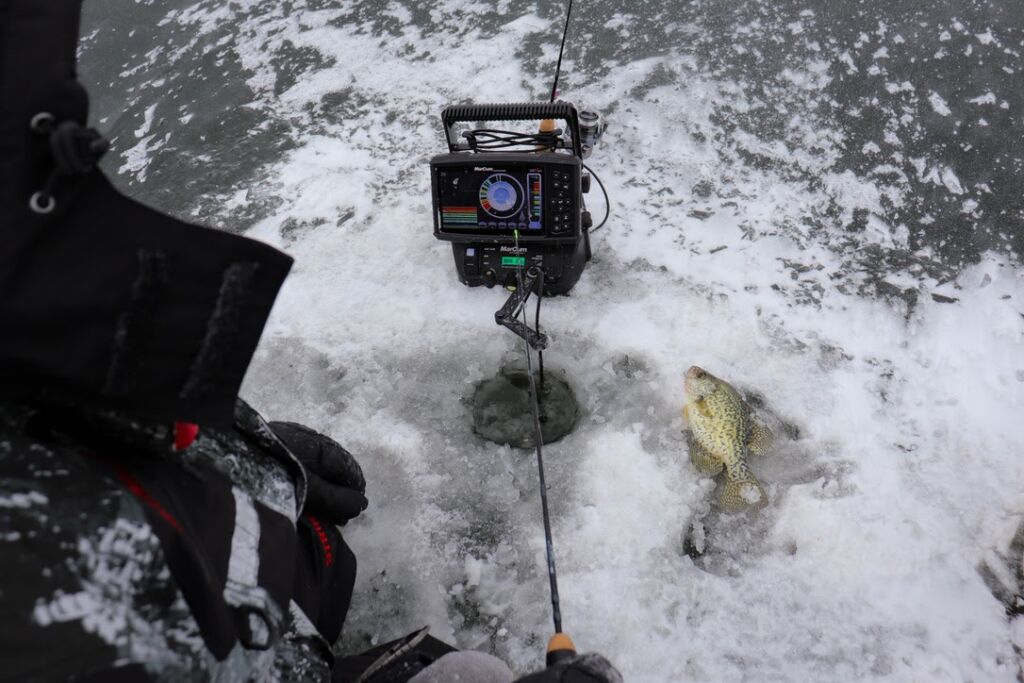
[720,461,768,511]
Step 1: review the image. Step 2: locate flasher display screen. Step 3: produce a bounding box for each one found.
[437,166,543,233]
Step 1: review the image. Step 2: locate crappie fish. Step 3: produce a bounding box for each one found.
[683,366,773,511]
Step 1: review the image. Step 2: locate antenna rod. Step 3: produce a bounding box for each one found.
[549,0,575,102]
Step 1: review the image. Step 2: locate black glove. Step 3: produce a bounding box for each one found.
[269,421,368,525]
[513,654,623,683]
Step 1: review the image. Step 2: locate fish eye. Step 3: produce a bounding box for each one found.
[695,369,705,378]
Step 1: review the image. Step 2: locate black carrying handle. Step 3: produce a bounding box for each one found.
[441,101,582,157]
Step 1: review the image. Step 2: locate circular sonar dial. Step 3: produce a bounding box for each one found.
[479,173,525,219]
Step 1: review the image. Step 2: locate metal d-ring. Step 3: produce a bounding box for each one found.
[30,112,55,134]
[29,192,56,214]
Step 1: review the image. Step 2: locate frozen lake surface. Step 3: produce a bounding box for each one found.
[80,1,1024,679]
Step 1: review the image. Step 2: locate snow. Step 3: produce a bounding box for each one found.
[737,483,763,504]
[135,104,157,138]
[941,167,966,195]
[976,30,996,46]
[928,91,952,116]
[0,491,47,508]
[89,0,1024,680]
[33,519,162,646]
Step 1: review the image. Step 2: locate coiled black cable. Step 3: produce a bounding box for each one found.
[463,128,562,152]
[584,163,611,232]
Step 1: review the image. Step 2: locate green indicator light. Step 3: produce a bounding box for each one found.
[501,256,526,267]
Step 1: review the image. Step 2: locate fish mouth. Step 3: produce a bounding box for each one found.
[684,365,709,397]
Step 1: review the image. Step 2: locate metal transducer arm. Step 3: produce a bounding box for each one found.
[495,267,548,350]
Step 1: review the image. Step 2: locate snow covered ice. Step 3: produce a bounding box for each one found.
[79,0,1024,680]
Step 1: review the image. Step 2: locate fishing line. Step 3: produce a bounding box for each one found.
[499,0,580,641]
[524,0,579,638]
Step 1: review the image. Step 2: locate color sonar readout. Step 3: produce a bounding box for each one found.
[528,172,542,230]
[438,167,544,232]
[441,207,478,225]
[501,256,527,267]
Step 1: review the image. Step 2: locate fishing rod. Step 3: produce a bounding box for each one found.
[430,0,612,666]
[532,0,575,664]
[516,260,576,665]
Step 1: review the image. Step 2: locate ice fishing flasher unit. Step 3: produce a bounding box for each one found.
[430,101,605,297]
